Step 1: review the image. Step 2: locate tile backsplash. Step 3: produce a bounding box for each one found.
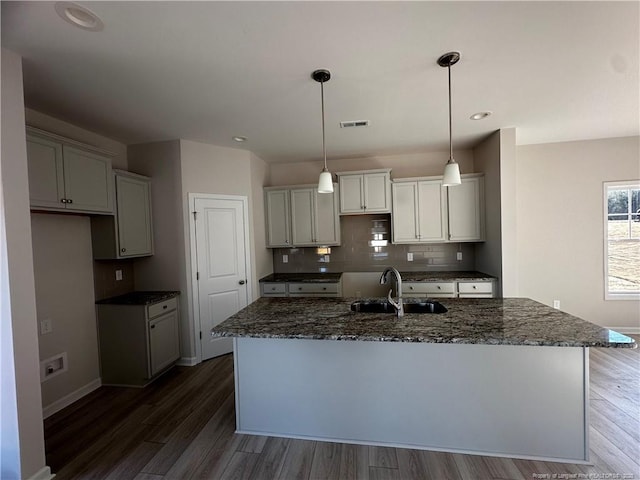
[273,214,476,273]
[93,260,135,300]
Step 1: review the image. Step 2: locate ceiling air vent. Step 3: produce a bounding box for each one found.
[340,120,370,128]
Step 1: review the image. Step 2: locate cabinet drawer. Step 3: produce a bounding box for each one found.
[262,283,287,295]
[288,283,339,295]
[148,297,178,318]
[458,282,493,295]
[405,282,456,295]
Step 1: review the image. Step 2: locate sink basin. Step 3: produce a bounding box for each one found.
[350,300,448,314]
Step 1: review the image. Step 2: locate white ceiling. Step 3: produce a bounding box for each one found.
[2,1,638,163]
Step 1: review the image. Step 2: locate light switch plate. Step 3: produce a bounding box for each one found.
[115,269,123,281]
[407,252,413,261]
[456,252,463,261]
[282,255,288,263]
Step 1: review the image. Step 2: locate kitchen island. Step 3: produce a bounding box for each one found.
[212,297,635,463]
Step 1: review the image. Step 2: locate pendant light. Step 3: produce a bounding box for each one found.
[312,69,334,193]
[438,52,462,187]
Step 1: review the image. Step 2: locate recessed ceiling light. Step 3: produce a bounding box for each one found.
[55,2,104,31]
[232,136,247,143]
[470,111,492,121]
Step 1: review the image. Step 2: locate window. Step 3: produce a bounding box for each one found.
[604,181,640,299]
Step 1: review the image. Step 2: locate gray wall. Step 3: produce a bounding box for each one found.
[1,47,47,480]
[516,136,640,331]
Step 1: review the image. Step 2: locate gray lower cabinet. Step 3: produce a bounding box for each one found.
[97,296,180,386]
[91,170,153,259]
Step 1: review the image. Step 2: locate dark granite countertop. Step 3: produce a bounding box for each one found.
[259,273,343,283]
[400,271,495,282]
[211,296,636,348]
[96,291,180,305]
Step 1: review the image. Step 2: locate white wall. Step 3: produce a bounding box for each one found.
[25,109,128,170]
[250,152,273,289]
[31,214,101,412]
[268,149,475,186]
[516,136,640,331]
[1,48,48,480]
[127,141,187,353]
[473,131,503,293]
[129,140,271,362]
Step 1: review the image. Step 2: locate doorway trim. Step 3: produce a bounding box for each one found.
[188,193,253,364]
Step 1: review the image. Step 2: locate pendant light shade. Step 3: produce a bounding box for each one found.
[312,69,334,194]
[438,52,462,187]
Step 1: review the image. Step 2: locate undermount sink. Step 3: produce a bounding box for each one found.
[350,300,448,314]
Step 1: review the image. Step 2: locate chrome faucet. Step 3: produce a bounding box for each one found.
[380,267,404,317]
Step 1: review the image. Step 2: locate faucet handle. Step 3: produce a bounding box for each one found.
[387,289,399,308]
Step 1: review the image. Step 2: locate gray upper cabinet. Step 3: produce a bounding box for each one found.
[392,173,484,244]
[265,189,291,247]
[265,185,340,248]
[290,186,340,246]
[336,169,391,214]
[26,128,113,214]
[91,170,153,259]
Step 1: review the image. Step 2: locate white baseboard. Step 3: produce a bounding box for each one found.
[42,377,101,419]
[605,326,640,335]
[27,466,55,480]
[177,356,198,366]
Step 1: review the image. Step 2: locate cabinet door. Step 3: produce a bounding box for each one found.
[149,310,180,377]
[265,190,291,247]
[417,180,448,242]
[116,174,153,257]
[363,172,391,212]
[315,188,340,245]
[447,176,484,241]
[392,182,419,243]
[63,146,113,213]
[26,134,65,209]
[339,175,365,214]
[290,188,315,246]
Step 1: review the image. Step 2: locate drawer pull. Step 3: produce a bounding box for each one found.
[163,305,168,309]
[323,287,327,291]
[150,325,156,329]
[121,248,126,253]
[409,286,414,290]
[473,285,477,289]
[437,286,441,290]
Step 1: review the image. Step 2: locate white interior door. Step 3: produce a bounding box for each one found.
[194,196,250,360]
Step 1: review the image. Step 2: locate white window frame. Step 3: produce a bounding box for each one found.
[603,180,640,300]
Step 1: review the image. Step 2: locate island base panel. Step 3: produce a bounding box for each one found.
[233,337,588,463]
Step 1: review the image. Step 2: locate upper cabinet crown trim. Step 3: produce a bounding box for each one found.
[335,168,391,177]
[26,125,116,158]
[393,172,484,183]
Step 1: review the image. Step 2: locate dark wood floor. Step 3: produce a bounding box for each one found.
[45,337,640,479]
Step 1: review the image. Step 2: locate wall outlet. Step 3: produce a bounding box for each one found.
[553,300,561,309]
[407,252,413,261]
[282,255,288,263]
[456,252,463,261]
[115,269,123,281]
[40,318,52,335]
[323,255,330,263]
[40,352,67,382]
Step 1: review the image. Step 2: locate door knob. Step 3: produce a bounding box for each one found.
[239,280,246,285]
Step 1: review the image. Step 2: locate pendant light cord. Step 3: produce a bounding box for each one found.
[321,81,327,169]
[448,64,453,161]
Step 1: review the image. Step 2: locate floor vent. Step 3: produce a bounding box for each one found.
[340,120,370,128]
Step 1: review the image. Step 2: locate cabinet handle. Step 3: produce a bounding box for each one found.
[121,248,126,253]
[473,285,477,289]
[163,305,168,309]
[67,199,73,204]
[409,286,414,290]
[323,287,327,291]
[239,280,246,285]
[150,325,156,329]
[437,286,441,290]
[61,198,67,204]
